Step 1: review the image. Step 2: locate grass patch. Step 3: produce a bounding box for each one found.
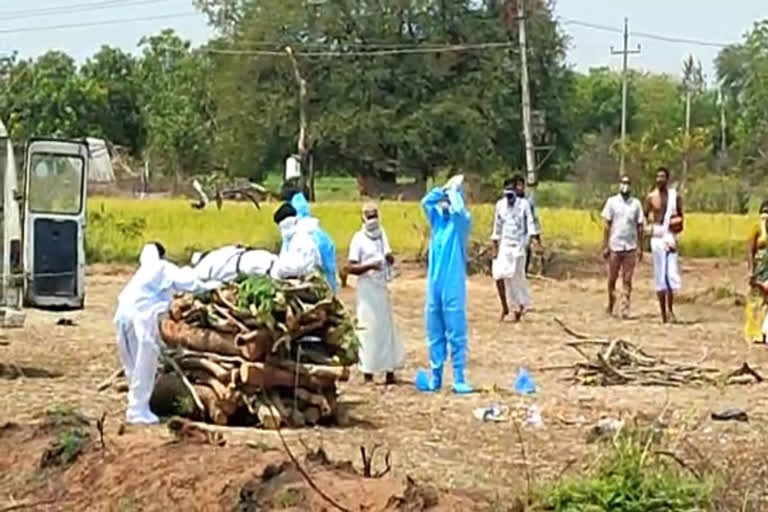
[541,429,713,511]
[85,197,754,264]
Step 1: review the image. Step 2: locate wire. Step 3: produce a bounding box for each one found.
[0,0,176,21]
[562,18,730,49]
[201,42,515,57]
[0,12,200,35]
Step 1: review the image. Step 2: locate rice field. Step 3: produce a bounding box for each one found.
[87,197,755,264]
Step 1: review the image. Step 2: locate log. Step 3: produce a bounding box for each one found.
[195,385,229,426]
[235,330,273,361]
[239,363,336,390]
[304,406,321,426]
[160,316,240,357]
[258,405,282,430]
[179,358,231,383]
[278,362,350,382]
[170,295,195,321]
[295,388,332,417]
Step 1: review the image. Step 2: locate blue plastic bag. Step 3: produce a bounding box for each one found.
[514,367,536,395]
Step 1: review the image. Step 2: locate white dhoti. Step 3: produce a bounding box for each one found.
[355,277,406,374]
[493,248,530,308]
[650,234,681,292]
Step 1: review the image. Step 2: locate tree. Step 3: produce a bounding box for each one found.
[81,46,144,155]
[137,30,217,188]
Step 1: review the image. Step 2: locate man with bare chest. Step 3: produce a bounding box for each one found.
[644,167,684,323]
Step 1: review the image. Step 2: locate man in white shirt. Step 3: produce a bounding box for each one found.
[492,176,540,322]
[601,175,645,318]
[270,203,323,281]
[190,245,277,282]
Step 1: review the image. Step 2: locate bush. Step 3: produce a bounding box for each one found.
[685,175,751,214]
[542,429,712,511]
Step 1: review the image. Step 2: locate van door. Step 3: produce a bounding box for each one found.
[23,139,88,309]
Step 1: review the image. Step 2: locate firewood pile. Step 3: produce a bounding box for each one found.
[552,318,764,387]
[157,272,359,428]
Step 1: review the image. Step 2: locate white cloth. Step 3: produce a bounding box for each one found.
[495,253,530,309]
[114,244,220,424]
[348,229,393,284]
[601,194,645,252]
[192,245,277,282]
[650,189,681,292]
[491,197,539,257]
[271,218,322,280]
[348,228,405,374]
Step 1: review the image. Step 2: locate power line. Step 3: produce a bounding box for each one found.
[0,12,200,35]
[563,18,730,49]
[200,42,515,57]
[0,0,175,21]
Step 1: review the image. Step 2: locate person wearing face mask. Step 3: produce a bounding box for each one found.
[492,176,539,322]
[600,176,645,318]
[744,200,768,343]
[270,202,323,281]
[346,202,405,385]
[114,242,221,424]
[415,175,474,394]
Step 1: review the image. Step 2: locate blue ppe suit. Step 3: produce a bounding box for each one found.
[286,192,339,292]
[418,186,473,393]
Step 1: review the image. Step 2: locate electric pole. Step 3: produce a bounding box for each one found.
[611,18,641,177]
[718,81,727,159]
[517,0,536,197]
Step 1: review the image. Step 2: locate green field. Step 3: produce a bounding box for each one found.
[87,197,754,264]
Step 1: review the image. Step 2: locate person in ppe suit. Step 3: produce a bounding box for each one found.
[284,190,339,292]
[271,203,323,280]
[415,175,474,394]
[114,242,221,424]
[190,245,277,282]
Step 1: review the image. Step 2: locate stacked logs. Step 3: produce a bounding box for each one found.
[157,272,359,428]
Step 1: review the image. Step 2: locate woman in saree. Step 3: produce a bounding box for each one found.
[745,200,768,343]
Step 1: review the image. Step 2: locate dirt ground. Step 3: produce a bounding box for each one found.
[2,258,768,510]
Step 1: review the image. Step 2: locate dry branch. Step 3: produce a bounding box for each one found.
[554,318,763,387]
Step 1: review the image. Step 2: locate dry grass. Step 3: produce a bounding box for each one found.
[2,259,768,506]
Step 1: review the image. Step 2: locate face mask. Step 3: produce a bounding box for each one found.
[761,213,768,221]
[620,183,631,195]
[364,217,380,232]
[438,200,450,214]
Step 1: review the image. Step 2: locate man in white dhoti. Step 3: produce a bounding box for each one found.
[270,203,323,281]
[190,245,277,282]
[644,167,684,323]
[346,202,405,385]
[492,177,540,322]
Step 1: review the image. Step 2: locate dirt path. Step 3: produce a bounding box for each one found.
[2,259,768,509]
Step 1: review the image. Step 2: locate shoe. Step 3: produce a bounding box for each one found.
[363,373,374,384]
[452,368,475,394]
[126,408,160,425]
[385,372,396,385]
[415,368,442,392]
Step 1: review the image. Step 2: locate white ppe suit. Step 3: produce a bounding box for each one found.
[114,244,220,424]
[270,217,323,280]
[191,245,277,282]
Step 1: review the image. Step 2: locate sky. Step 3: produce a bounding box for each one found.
[2,0,767,79]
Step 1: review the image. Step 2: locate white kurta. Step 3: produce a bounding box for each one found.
[348,229,405,374]
[491,197,539,308]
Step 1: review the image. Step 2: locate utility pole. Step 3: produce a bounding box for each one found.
[611,18,641,177]
[718,81,727,159]
[517,0,536,197]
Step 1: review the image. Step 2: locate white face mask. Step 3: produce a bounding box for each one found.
[619,183,631,195]
[761,213,768,221]
[364,217,380,232]
[438,200,450,214]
